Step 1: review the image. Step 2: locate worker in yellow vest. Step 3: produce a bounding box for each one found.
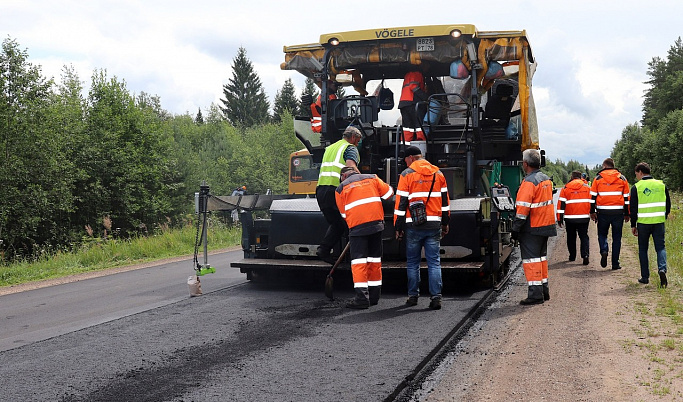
[630,162,671,288]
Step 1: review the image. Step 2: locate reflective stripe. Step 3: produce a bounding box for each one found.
[354,282,368,288]
[394,209,406,216]
[396,189,410,197]
[515,214,528,219]
[319,171,341,178]
[409,191,441,199]
[565,199,590,204]
[345,196,382,211]
[407,215,441,223]
[516,201,531,207]
[351,257,368,265]
[381,188,393,199]
[640,202,666,208]
[523,257,546,264]
[596,205,623,210]
[529,200,552,208]
[367,257,382,263]
[598,191,623,196]
[368,280,382,286]
[556,209,564,213]
[565,214,591,219]
[441,206,449,211]
[558,197,567,202]
[639,212,665,218]
[527,280,543,285]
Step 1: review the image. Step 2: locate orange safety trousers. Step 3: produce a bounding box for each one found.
[349,231,383,287]
[520,232,549,286]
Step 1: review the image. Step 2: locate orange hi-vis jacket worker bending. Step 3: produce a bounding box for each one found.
[557,178,592,223]
[335,173,393,290]
[512,169,556,301]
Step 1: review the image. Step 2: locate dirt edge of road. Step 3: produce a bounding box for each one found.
[424,224,682,402]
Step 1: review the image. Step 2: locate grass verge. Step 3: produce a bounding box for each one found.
[622,191,683,398]
[0,220,241,288]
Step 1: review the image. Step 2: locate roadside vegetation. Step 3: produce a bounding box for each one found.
[621,191,682,397]
[0,219,240,288]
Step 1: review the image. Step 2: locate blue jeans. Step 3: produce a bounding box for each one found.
[597,213,624,268]
[637,222,667,280]
[405,227,442,298]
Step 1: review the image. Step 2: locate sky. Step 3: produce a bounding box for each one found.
[3,0,682,167]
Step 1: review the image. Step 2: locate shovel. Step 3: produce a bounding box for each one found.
[324,242,350,300]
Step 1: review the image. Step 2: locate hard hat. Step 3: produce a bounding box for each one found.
[242,185,246,190]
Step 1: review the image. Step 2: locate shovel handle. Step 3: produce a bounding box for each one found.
[328,242,350,276]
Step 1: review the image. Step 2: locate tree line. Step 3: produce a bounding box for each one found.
[2,36,681,262]
[0,39,306,261]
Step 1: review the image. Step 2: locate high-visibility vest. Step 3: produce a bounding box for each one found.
[634,179,666,224]
[590,168,630,214]
[513,169,556,236]
[557,179,591,222]
[317,139,353,187]
[335,174,393,230]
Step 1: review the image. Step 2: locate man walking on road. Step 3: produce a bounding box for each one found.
[630,162,671,288]
[315,126,363,263]
[512,148,557,305]
[590,158,630,270]
[557,171,592,265]
[335,167,394,308]
[394,146,450,310]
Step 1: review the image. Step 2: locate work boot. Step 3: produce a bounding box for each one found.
[369,286,381,306]
[568,255,576,262]
[638,278,649,284]
[520,297,544,305]
[582,256,589,265]
[316,247,336,264]
[346,287,370,309]
[600,252,608,268]
[543,283,550,301]
[405,296,418,306]
[429,297,442,310]
[659,271,668,288]
[521,284,544,305]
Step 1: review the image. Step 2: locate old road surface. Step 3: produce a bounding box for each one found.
[0,248,511,401]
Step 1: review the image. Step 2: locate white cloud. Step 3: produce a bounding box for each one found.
[3,0,683,167]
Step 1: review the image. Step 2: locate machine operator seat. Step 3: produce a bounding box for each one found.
[482,80,517,126]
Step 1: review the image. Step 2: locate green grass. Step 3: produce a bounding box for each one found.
[0,221,241,288]
[623,191,683,397]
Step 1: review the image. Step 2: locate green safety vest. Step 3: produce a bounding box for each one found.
[317,139,353,187]
[634,179,666,224]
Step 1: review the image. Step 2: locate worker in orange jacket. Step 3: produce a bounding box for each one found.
[398,71,428,142]
[335,166,394,309]
[512,148,557,305]
[310,80,339,133]
[590,158,630,270]
[393,146,450,310]
[557,171,592,265]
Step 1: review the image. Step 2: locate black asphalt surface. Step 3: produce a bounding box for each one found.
[0,250,490,401]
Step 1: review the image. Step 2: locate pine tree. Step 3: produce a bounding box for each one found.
[195,107,204,125]
[642,37,683,130]
[298,77,320,116]
[220,47,270,127]
[273,78,299,122]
